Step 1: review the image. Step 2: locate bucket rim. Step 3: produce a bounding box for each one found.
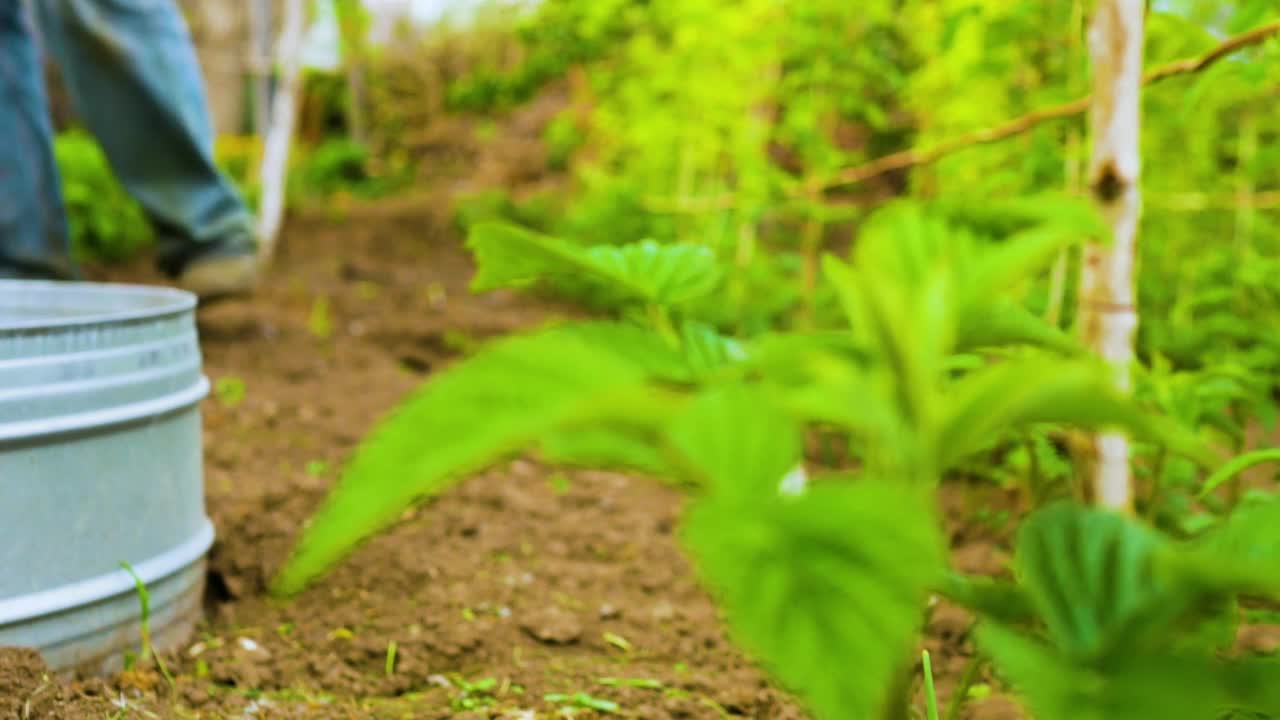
[0,280,197,332]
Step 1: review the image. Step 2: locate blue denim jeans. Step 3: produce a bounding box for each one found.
[0,0,254,279]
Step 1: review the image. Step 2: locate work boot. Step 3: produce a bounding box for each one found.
[175,252,260,302]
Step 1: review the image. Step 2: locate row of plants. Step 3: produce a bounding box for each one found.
[273,196,1280,719]
[440,2,1280,386]
[435,1,1280,512]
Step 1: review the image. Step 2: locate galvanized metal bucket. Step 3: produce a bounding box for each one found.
[0,280,212,675]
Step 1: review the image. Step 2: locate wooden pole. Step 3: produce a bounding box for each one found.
[256,0,306,262]
[1080,0,1145,511]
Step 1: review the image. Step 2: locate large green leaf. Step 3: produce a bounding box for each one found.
[844,199,1092,362]
[679,320,747,379]
[936,359,1216,472]
[822,254,947,431]
[743,333,915,470]
[936,193,1104,241]
[273,322,685,594]
[956,299,1079,355]
[835,203,957,386]
[979,502,1280,720]
[683,481,944,720]
[1013,503,1179,661]
[1199,449,1280,498]
[948,210,1088,355]
[1009,502,1277,661]
[955,207,1100,315]
[823,199,1092,438]
[978,622,1227,720]
[939,572,1036,627]
[981,621,1280,720]
[538,424,673,478]
[1186,498,1280,593]
[467,222,602,292]
[587,241,722,305]
[667,385,801,498]
[466,221,720,307]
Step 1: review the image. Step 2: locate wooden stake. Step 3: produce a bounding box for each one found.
[256,0,306,263]
[1080,0,1145,511]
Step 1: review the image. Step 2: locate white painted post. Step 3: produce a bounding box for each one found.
[1080,0,1145,511]
[256,0,306,262]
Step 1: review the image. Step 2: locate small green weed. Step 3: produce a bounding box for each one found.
[602,631,632,652]
[544,691,620,714]
[214,376,247,409]
[384,640,398,676]
[548,473,572,494]
[921,650,939,720]
[308,297,333,341]
[598,677,663,689]
[450,676,499,711]
[119,561,174,689]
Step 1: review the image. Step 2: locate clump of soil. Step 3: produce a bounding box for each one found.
[0,647,115,719]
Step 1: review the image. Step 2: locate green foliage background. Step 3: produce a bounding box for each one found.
[53,130,153,262]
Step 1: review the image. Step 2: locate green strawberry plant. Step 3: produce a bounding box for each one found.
[968,500,1280,720]
[273,196,1269,720]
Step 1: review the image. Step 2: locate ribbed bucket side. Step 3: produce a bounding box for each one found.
[0,281,213,674]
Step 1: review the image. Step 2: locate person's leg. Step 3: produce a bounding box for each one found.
[33,0,257,290]
[0,0,76,280]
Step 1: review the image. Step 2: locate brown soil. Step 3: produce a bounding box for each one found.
[0,648,117,719]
